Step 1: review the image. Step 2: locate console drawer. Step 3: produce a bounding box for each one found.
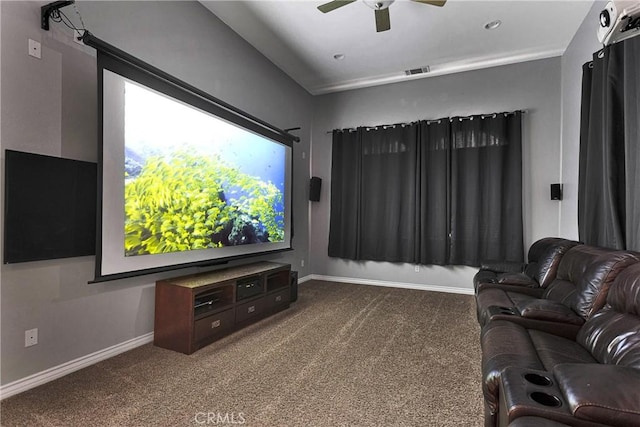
[236,297,265,323]
[266,288,290,310]
[194,308,234,342]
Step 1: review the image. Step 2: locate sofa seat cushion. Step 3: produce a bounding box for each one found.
[481,320,544,413]
[527,330,596,370]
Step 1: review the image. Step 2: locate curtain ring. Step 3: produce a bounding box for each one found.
[597,50,605,59]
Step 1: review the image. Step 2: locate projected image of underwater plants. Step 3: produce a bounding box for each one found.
[123,82,286,257]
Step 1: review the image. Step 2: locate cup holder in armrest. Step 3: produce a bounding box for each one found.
[524,373,552,387]
[529,392,562,408]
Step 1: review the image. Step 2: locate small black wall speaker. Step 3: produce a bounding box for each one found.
[309,177,322,202]
[550,183,563,201]
[290,270,298,303]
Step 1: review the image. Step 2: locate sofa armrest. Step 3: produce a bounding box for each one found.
[554,363,640,426]
[515,300,584,325]
[480,260,525,273]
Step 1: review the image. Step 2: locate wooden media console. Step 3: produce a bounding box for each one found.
[154,262,291,354]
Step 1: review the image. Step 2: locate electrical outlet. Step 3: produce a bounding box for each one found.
[28,39,41,59]
[25,328,38,347]
[301,260,305,267]
[414,265,420,272]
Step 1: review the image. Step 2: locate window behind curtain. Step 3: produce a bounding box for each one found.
[328,113,524,267]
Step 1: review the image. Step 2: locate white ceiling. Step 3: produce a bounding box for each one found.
[200,0,595,95]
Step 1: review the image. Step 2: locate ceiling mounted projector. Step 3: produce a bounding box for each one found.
[597,0,640,45]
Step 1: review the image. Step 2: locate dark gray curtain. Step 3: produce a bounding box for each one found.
[328,125,419,262]
[578,36,640,251]
[359,125,418,262]
[417,120,450,265]
[625,41,640,252]
[328,113,523,267]
[449,113,524,265]
[328,129,361,259]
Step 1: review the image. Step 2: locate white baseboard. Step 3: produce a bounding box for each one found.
[302,274,474,295]
[0,332,154,400]
[298,274,314,284]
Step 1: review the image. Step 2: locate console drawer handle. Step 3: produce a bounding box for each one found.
[211,320,221,329]
[248,305,255,313]
[275,295,282,302]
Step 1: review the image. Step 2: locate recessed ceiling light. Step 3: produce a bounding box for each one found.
[333,53,346,60]
[484,20,502,30]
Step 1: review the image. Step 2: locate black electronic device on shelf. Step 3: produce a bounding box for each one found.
[236,276,263,301]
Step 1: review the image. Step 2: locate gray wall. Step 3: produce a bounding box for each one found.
[559,1,604,239]
[1,1,312,386]
[310,58,563,290]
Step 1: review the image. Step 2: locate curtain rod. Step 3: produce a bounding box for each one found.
[81,31,300,145]
[326,110,525,134]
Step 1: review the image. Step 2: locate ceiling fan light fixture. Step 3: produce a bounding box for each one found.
[364,0,395,10]
[484,20,502,30]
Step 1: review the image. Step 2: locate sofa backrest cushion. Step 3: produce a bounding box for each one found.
[577,263,640,368]
[543,245,638,319]
[525,238,580,288]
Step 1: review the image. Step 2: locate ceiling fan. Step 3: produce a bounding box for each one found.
[317,0,447,33]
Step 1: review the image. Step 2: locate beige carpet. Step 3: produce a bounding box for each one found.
[1,280,483,426]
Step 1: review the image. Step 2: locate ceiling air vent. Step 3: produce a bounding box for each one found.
[405,66,430,76]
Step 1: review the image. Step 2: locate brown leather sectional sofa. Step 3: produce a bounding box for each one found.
[474,238,640,427]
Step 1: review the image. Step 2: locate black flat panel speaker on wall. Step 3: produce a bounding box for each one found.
[4,150,97,264]
[309,177,322,202]
[550,183,563,201]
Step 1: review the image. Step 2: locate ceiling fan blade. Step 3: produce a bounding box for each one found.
[375,8,391,32]
[317,0,357,13]
[412,0,447,6]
